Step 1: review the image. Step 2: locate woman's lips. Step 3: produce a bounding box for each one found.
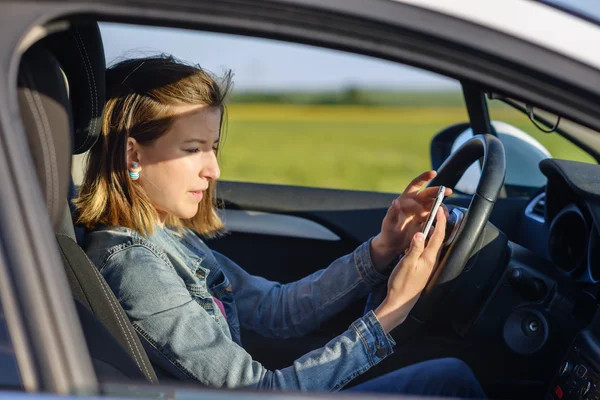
[189,190,204,200]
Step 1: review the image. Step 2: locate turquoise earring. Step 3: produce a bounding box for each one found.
[129,162,140,180]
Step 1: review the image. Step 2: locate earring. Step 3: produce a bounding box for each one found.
[129,162,140,180]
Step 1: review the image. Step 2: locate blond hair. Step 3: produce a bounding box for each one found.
[74,55,233,237]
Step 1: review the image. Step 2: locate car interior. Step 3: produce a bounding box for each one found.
[13,14,600,400]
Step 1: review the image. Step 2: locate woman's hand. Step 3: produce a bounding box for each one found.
[370,170,451,271]
[374,206,447,333]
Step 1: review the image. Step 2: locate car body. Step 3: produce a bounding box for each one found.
[2,0,600,399]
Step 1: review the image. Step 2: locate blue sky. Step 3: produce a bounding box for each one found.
[99,0,600,92]
[99,22,458,91]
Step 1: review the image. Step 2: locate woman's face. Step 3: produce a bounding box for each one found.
[128,105,221,224]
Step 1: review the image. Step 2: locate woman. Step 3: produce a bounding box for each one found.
[77,55,485,397]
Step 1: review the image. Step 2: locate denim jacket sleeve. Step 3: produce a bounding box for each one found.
[213,240,389,339]
[100,242,395,391]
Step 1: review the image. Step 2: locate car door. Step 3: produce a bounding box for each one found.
[6,0,600,398]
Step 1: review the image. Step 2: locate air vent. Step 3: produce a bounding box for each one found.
[532,197,546,217]
[525,192,546,223]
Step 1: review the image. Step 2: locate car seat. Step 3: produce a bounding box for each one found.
[17,20,158,384]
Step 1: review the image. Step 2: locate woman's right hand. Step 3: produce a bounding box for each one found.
[374,206,447,333]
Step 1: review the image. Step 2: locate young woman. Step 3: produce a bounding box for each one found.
[77,55,485,397]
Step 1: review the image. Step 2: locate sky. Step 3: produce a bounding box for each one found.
[99,0,600,92]
[99,23,458,91]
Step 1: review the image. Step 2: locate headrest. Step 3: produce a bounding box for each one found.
[17,45,72,229]
[42,22,106,155]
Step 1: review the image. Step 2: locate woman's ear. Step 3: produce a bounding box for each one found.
[126,137,141,167]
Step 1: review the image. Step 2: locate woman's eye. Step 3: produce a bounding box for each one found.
[212,146,219,152]
[185,148,200,153]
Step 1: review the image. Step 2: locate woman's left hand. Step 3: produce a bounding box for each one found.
[370,170,452,272]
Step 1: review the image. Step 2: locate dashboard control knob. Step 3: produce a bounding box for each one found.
[506,267,547,301]
[529,320,539,332]
[579,380,591,397]
[507,267,521,281]
[559,361,573,377]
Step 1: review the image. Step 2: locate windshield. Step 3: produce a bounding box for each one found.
[492,95,599,164]
[539,0,600,25]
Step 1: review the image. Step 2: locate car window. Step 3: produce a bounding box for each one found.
[488,99,595,164]
[73,23,470,193]
[451,99,596,196]
[539,0,600,25]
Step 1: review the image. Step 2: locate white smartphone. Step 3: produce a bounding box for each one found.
[422,185,446,238]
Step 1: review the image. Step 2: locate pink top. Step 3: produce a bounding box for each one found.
[213,297,227,319]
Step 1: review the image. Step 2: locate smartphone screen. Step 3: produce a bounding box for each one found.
[422,185,446,238]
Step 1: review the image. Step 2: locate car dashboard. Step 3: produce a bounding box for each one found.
[520,160,600,285]
[515,159,600,400]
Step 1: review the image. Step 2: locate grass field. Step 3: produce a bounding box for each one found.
[218,103,595,193]
[69,97,596,193]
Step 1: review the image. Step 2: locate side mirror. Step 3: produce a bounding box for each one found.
[431,121,550,196]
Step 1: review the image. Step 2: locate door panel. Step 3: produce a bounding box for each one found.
[214,181,397,243]
[222,210,341,241]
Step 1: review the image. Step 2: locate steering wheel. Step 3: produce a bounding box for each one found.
[408,133,506,323]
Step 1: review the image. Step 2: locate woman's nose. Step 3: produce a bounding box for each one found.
[202,151,220,181]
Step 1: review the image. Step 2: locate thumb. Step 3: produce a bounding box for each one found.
[402,232,425,265]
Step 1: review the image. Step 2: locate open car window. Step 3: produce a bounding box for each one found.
[71,23,471,194]
[75,23,600,197]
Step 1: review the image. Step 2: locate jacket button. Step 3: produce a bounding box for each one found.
[375,346,387,358]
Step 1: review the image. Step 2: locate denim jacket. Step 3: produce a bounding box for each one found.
[84,225,396,391]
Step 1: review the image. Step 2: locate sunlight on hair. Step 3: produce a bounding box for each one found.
[74,54,233,237]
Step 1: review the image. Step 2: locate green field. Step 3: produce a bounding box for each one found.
[219,102,595,193]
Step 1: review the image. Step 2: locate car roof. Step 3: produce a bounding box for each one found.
[395,0,600,70]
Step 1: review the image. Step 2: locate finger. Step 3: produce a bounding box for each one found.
[415,200,445,219]
[422,207,447,265]
[416,186,444,199]
[402,232,425,266]
[384,198,402,222]
[404,171,436,194]
[415,202,440,220]
[441,204,450,219]
[416,206,433,219]
[415,186,453,202]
